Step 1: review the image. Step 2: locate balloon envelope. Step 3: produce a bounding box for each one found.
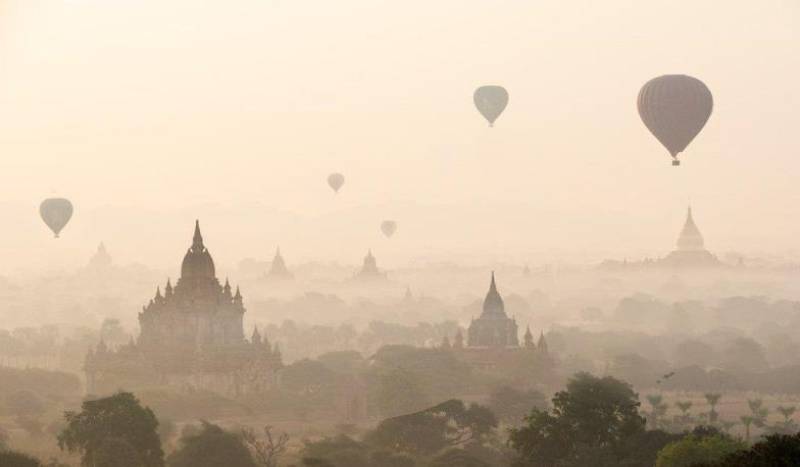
[40,198,73,238]
[473,86,509,126]
[327,173,345,193]
[380,220,397,238]
[637,75,713,164]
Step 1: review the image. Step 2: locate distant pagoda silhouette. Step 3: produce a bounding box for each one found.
[266,247,293,280]
[354,249,387,280]
[467,273,519,348]
[659,206,721,268]
[87,242,112,270]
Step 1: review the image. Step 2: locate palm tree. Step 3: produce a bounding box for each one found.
[748,398,769,428]
[740,415,754,443]
[674,400,694,430]
[705,393,722,424]
[646,394,668,429]
[777,405,796,424]
[775,405,797,434]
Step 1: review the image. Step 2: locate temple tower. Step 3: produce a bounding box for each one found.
[267,247,293,280]
[467,273,519,348]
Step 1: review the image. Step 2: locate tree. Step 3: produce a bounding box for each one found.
[646,394,669,430]
[57,392,163,467]
[713,433,800,466]
[509,372,646,467]
[241,425,289,467]
[369,450,416,467]
[301,435,369,467]
[747,399,769,428]
[704,393,722,424]
[366,399,497,457]
[167,421,256,467]
[740,416,754,443]
[487,386,547,425]
[655,434,744,467]
[674,401,694,430]
[429,448,491,467]
[718,338,768,373]
[0,451,42,467]
[673,339,715,369]
[93,437,143,467]
[370,366,430,418]
[0,426,9,450]
[771,406,798,435]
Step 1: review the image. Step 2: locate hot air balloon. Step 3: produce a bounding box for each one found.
[327,173,345,193]
[40,198,73,238]
[637,75,713,166]
[474,85,509,127]
[381,220,397,238]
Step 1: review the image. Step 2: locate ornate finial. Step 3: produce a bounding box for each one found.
[192,220,203,249]
[234,286,242,300]
[252,326,262,345]
[490,271,497,292]
[165,278,173,296]
[155,286,162,299]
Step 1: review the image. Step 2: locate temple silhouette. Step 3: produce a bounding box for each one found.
[599,206,722,270]
[266,247,293,280]
[353,249,387,280]
[659,207,721,267]
[467,273,519,348]
[446,273,553,375]
[85,221,282,396]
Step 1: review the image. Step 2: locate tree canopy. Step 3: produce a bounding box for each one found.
[509,372,648,467]
[58,391,163,467]
[711,433,800,466]
[655,434,744,467]
[167,421,256,467]
[366,399,497,457]
[0,450,42,467]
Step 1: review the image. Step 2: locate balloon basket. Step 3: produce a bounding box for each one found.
[672,160,680,166]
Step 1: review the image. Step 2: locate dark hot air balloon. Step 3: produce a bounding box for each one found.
[474,86,508,127]
[637,75,713,166]
[327,173,345,193]
[381,220,397,238]
[40,198,73,238]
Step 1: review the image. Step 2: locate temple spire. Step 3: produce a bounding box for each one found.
[482,271,506,317]
[193,220,204,249]
[676,206,704,251]
[537,331,548,353]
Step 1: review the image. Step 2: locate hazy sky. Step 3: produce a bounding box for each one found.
[0,0,798,273]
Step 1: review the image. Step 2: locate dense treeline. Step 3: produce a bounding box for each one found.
[4,374,800,466]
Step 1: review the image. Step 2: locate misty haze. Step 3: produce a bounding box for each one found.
[1,1,799,467]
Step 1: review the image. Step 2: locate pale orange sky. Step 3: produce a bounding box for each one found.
[0,0,798,273]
